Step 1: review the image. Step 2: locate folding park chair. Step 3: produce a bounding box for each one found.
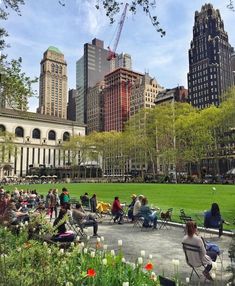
[133,216,144,228]
[159,208,173,230]
[182,242,206,282]
[179,209,192,233]
[159,275,176,286]
[67,217,86,238]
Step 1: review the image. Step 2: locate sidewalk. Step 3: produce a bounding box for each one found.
[87,219,233,285]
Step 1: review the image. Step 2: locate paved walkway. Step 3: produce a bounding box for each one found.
[86,219,233,285]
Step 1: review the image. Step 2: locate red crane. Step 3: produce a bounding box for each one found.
[107,3,128,61]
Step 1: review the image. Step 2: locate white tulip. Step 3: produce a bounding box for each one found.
[102,258,107,265]
[97,237,101,242]
[75,236,80,242]
[47,249,51,255]
[149,254,153,259]
[4,227,7,231]
[110,249,115,256]
[103,244,108,250]
[122,282,129,286]
[174,259,179,266]
[121,257,126,263]
[83,248,88,254]
[24,221,28,226]
[118,240,123,246]
[140,250,145,257]
[90,251,95,258]
[137,257,143,265]
[80,242,84,248]
[87,236,90,241]
[43,242,47,247]
[101,236,104,242]
[60,248,64,254]
[186,277,190,283]
[70,242,74,248]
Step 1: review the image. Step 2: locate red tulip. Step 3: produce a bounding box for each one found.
[145,263,153,271]
[87,269,96,277]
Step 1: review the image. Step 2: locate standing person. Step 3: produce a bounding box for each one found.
[204,203,228,237]
[111,196,124,224]
[127,194,137,221]
[183,221,217,281]
[49,189,58,220]
[90,194,97,213]
[59,187,70,207]
[140,197,157,228]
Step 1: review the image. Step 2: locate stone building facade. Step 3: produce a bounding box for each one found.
[0,108,85,178]
[188,4,233,108]
[38,46,68,119]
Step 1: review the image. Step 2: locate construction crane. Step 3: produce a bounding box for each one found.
[107,3,128,61]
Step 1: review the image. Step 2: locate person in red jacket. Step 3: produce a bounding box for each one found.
[111,196,124,224]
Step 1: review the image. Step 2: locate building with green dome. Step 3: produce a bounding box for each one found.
[38,46,67,119]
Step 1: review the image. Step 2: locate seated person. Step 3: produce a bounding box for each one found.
[111,196,124,224]
[3,200,29,225]
[127,194,137,221]
[133,195,144,218]
[139,197,157,228]
[183,221,217,281]
[72,203,99,237]
[90,194,97,213]
[204,203,227,237]
[53,204,75,242]
[80,193,90,208]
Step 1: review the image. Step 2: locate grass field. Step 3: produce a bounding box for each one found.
[4,183,235,229]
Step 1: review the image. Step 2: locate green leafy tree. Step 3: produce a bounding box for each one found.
[0,57,37,110]
[0,131,16,165]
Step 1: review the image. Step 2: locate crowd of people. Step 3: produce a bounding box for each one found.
[0,185,229,282]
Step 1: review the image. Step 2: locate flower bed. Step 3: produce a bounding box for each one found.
[0,224,182,286]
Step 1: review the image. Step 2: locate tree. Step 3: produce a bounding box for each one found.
[0,0,37,110]
[0,57,37,110]
[0,131,16,167]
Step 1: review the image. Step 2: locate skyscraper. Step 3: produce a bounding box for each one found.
[38,46,67,119]
[188,4,233,109]
[67,89,77,121]
[130,73,164,116]
[118,53,132,70]
[104,68,142,132]
[76,38,116,125]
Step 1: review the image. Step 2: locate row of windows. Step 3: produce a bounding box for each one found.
[0,125,70,141]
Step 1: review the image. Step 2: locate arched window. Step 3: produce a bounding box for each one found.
[59,66,62,74]
[48,130,56,140]
[32,128,41,139]
[15,127,24,137]
[55,64,58,73]
[51,63,54,73]
[0,124,6,133]
[63,132,70,142]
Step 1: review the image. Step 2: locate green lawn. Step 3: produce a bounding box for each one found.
[5,183,235,229]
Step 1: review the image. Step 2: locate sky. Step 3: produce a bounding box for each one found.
[2,0,235,112]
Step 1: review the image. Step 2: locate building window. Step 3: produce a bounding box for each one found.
[32,128,41,139]
[48,130,56,140]
[0,124,6,133]
[15,127,24,138]
[63,132,70,141]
